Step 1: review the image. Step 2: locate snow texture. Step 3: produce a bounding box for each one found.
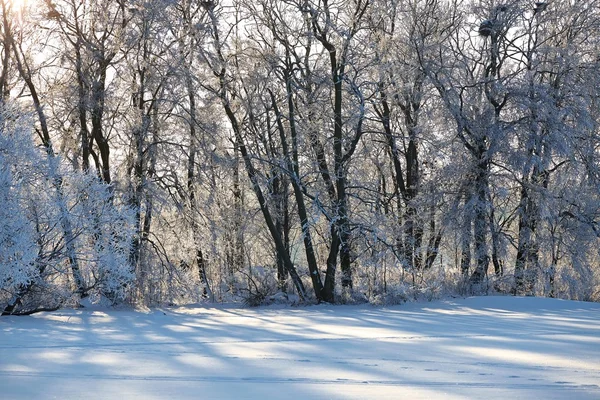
[1,296,599,399]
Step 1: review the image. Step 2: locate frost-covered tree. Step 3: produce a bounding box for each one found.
[0,103,135,315]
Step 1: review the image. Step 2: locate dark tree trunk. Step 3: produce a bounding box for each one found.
[184,58,213,301]
[0,1,11,100]
[376,84,430,272]
[213,55,307,299]
[270,81,326,301]
[12,41,87,298]
[75,42,91,172]
[489,205,503,276]
[90,61,111,184]
[461,194,472,278]
[469,148,490,289]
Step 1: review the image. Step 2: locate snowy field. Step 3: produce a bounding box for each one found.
[1,296,599,399]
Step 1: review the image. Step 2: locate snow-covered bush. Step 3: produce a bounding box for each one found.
[0,104,135,314]
[0,163,37,299]
[67,172,136,303]
[0,106,39,309]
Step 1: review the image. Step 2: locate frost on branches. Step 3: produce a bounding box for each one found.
[0,109,38,311]
[0,104,134,315]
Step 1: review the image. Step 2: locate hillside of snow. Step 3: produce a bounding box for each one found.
[1,296,599,399]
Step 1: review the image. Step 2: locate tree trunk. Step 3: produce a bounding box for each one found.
[0,0,11,100]
[90,61,111,184]
[469,149,490,289]
[218,85,306,300]
[270,83,325,301]
[12,41,87,298]
[184,55,214,301]
[461,193,472,278]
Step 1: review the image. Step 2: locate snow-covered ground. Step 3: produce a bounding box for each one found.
[1,296,599,399]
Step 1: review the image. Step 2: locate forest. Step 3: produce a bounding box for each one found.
[1,0,599,315]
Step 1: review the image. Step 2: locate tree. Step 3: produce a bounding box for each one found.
[371,0,445,277]
[0,102,134,315]
[508,0,600,295]
[44,0,129,183]
[199,0,308,300]
[417,0,518,291]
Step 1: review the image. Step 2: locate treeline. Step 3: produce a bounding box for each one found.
[1,0,599,313]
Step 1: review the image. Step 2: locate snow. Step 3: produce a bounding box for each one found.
[1,296,599,399]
